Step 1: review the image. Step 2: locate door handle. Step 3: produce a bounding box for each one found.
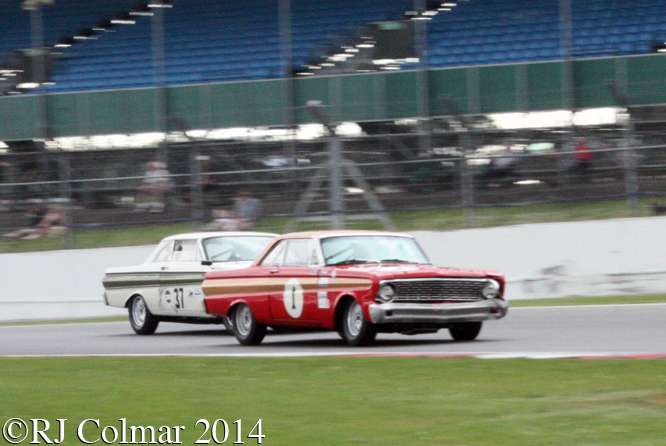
[269,269,279,274]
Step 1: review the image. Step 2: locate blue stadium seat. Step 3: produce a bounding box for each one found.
[3,0,666,93]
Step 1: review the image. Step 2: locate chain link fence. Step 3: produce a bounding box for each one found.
[2,111,666,252]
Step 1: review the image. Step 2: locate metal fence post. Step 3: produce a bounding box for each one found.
[622,112,639,216]
[607,80,639,216]
[57,152,74,248]
[414,0,432,157]
[460,129,476,228]
[190,149,204,226]
[278,0,298,196]
[442,94,476,228]
[152,0,168,164]
[329,137,345,230]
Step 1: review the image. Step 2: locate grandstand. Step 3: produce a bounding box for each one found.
[2,0,666,248]
[2,0,666,93]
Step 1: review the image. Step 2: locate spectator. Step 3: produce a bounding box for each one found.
[573,137,594,171]
[134,161,172,213]
[0,156,15,210]
[13,151,39,201]
[562,138,594,180]
[195,155,223,207]
[2,204,66,240]
[209,190,263,231]
[478,142,519,188]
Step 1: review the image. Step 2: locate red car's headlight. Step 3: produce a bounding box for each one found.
[376,284,395,303]
[482,279,501,299]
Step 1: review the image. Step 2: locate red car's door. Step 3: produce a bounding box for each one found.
[267,266,321,325]
[263,238,322,325]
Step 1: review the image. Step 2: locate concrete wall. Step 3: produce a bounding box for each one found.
[2,216,666,321]
[413,216,666,300]
[0,245,153,322]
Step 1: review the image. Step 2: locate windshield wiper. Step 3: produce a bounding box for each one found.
[329,259,378,266]
[380,259,421,264]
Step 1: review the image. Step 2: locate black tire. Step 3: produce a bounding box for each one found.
[340,299,376,346]
[222,316,234,332]
[449,322,482,341]
[129,295,159,335]
[231,304,267,345]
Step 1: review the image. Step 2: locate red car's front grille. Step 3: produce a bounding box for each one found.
[390,278,486,302]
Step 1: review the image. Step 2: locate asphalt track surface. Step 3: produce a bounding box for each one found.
[2,304,666,358]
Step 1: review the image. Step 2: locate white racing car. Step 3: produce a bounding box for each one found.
[102,232,277,334]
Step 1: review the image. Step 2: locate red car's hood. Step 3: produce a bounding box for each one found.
[334,263,500,281]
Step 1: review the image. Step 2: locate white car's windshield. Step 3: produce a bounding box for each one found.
[321,236,430,266]
[203,236,274,262]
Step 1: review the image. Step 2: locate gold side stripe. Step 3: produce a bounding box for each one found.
[202,277,372,297]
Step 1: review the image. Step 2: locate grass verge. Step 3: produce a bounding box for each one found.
[0,197,656,253]
[511,294,666,308]
[0,316,126,327]
[0,357,665,445]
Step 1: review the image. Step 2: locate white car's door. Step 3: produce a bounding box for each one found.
[157,239,212,318]
[159,263,211,317]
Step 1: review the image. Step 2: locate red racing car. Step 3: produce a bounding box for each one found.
[202,230,508,346]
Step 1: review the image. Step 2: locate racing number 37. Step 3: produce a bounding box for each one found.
[174,287,184,309]
[165,287,185,309]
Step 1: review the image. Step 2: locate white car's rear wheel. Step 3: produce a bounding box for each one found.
[222,316,234,332]
[232,304,266,345]
[129,295,159,335]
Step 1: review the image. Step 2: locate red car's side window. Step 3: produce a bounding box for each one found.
[283,239,317,267]
[260,241,286,266]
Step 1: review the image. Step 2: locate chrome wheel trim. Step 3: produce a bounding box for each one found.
[236,305,253,337]
[346,301,364,337]
[132,297,147,327]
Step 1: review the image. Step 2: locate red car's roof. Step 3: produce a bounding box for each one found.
[251,230,415,266]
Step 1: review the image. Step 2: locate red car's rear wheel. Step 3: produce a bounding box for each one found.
[232,304,267,346]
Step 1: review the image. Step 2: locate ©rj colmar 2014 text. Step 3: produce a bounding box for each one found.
[2,418,265,445]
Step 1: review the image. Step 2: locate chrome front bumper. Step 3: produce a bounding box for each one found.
[368,299,509,325]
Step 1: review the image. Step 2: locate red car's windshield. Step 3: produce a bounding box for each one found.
[321,236,430,266]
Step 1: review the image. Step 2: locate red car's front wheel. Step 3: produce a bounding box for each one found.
[449,322,483,341]
[340,299,376,346]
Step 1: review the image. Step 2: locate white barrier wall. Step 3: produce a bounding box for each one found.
[412,216,666,300]
[0,245,153,322]
[2,216,666,321]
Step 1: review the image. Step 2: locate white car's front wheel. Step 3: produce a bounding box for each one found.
[129,295,159,335]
